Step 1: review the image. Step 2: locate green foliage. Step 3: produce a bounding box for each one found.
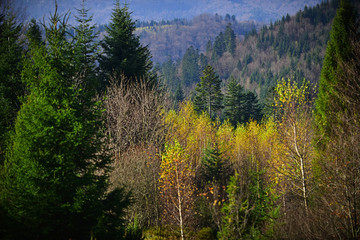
[194,65,223,119]
[224,23,236,55]
[0,9,24,163]
[124,216,144,240]
[195,227,217,240]
[26,18,42,46]
[218,171,279,240]
[0,8,128,239]
[100,1,153,88]
[73,0,100,93]
[224,77,245,126]
[212,32,226,60]
[200,144,231,186]
[161,58,179,91]
[314,0,356,144]
[181,46,200,86]
[243,91,263,124]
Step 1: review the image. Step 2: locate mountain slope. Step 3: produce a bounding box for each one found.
[19,0,323,24]
[158,0,352,101]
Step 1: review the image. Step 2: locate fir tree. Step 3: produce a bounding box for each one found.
[1,8,128,239]
[194,65,223,119]
[181,46,200,87]
[224,77,245,126]
[212,32,226,60]
[73,0,100,93]
[99,0,153,88]
[26,18,42,46]
[243,91,263,123]
[314,0,357,143]
[0,8,24,163]
[224,23,236,55]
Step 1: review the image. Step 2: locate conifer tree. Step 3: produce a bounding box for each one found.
[27,18,42,46]
[181,46,200,87]
[1,8,128,239]
[243,91,263,123]
[0,8,23,163]
[99,0,153,88]
[194,65,223,119]
[174,84,184,108]
[314,0,356,143]
[212,32,226,60]
[224,77,245,126]
[224,23,236,55]
[73,0,100,93]
[313,0,360,237]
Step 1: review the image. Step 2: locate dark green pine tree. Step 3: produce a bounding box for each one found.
[224,23,236,55]
[243,91,263,123]
[161,58,178,91]
[99,0,153,87]
[224,77,245,126]
[194,65,223,119]
[212,32,226,60]
[27,18,42,46]
[73,0,100,93]
[174,84,184,103]
[181,46,200,87]
[314,0,357,143]
[0,9,24,163]
[201,144,230,185]
[0,9,128,239]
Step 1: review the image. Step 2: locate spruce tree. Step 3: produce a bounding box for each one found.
[99,1,153,87]
[314,0,356,143]
[224,77,245,126]
[27,18,42,46]
[1,8,128,239]
[73,0,100,93]
[243,91,263,123]
[181,46,200,87]
[0,8,24,163]
[212,32,226,60]
[194,65,223,119]
[224,23,236,55]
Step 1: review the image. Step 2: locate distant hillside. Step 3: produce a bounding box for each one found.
[135,15,259,63]
[158,0,354,102]
[19,0,323,24]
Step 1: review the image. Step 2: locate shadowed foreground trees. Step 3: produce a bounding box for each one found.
[0,8,129,240]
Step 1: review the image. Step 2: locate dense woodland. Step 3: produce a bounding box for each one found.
[0,0,360,239]
[157,0,347,101]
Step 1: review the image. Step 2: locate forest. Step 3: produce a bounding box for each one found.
[0,0,360,239]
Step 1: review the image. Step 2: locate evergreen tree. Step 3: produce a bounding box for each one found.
[224,23,236,55]
[161,58,178,91]
[212,32,225,60]
[73,0,100,93]
[26,18,42,46]
[181,46,199,86]
[224,77,245,126]
[243,91,263,123]
[99,1,153,88]
[0,8,23,163]
[0,8,128,239]
[314,0,356,143]
[194,65,223,119]
[174,84,184,103]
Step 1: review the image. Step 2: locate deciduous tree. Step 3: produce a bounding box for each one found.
[159,141,196,240]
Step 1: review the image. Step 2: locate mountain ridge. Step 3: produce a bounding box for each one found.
[19,0,323,24]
